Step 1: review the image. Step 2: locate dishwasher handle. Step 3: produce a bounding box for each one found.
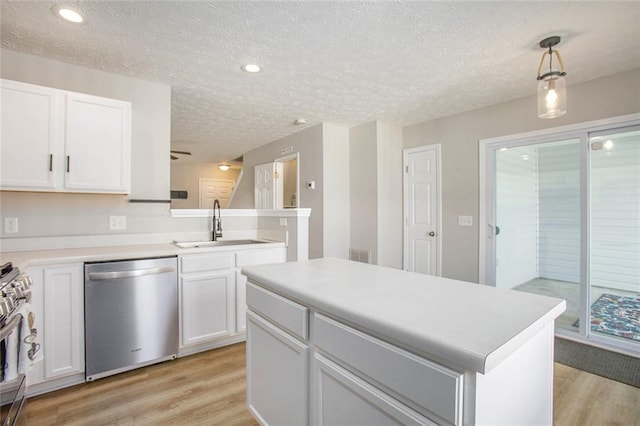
[88,266,176,281]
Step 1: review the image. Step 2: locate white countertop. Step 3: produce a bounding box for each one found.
[1,240,285,270]
[241,258,566,374]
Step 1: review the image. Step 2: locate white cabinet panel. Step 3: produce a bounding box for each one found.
[235,271,248,333]
[312,353,436,426]
[236,246,286,267]
[235,247,286,334]
[246,282,308,340]
[42,264,84,379]
[64,93,131,193]
[180,270,234,346]
[247,310,309,426]
[0,79,61,190]
[181,252,233,274]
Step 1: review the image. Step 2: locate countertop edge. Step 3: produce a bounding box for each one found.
[4,240,286,270]
[242,260,565,375]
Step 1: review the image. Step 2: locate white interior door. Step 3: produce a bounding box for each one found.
[403,145,441,275]
[255,162,276,209]
[199,179,235,208]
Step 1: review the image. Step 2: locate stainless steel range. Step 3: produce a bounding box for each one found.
[1,262,37,426]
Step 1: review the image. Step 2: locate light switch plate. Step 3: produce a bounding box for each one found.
[4,217,18,234]
[458,215,473,226]
[109,215,127,231]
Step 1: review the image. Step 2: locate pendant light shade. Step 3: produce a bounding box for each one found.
[536,36,567,119]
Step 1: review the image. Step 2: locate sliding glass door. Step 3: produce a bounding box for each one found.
[588,128,640,345]
[495,138,582,332]
[481,115,640,353]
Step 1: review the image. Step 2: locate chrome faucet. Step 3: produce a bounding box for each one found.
[212,199,223,241]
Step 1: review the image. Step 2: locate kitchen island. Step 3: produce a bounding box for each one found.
[242,258,565,426]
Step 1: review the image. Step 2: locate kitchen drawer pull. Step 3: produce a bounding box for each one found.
[88,266,175,281]
[66,155,70,172]
[49,154,53,172]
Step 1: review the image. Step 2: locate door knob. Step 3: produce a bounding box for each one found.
[428,231,435,237]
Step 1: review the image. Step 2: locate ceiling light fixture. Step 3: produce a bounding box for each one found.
[293,118,307,126]
[218,164,230,171]
[536,36,567,119]
[241,64,262,74]
[52,5,84,23]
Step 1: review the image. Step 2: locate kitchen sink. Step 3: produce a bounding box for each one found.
[173,239,269,248]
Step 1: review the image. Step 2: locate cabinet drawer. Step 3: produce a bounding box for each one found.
[236,248,285,267]
[180,253,233,274]
[312,353,437,426]
[246,282,308,341]
[312,313,463,425]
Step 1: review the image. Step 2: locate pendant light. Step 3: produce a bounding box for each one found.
[536,36,567,119]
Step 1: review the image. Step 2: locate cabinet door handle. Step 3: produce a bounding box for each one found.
[66,155,70,172]
[49,154,53,172]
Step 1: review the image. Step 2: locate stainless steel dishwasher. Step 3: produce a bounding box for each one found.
[84,256,178,381]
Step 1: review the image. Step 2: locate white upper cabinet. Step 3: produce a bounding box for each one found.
[0,79,131,194]
[1,79,62,190]
[64,92,131,192]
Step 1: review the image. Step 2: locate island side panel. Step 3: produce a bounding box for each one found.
[472,322,554,425]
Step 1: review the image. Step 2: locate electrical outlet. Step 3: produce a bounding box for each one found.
[458,215,473,227]
[4,217,18,234]
[109,215,127,231]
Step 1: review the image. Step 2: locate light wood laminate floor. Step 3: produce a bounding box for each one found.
[26,342,639,426]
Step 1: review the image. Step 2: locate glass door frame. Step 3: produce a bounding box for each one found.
[479,113,640,355]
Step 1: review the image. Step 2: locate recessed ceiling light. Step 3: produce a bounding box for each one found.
[241,64,262,74]
[52,5,84,23]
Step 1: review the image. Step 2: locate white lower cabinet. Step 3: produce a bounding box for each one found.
[247,310,309,426]
[246,282,463,426]
[178,245,286,351]
[27,263,84,386]
[179,252,235,348]
[181,270,235,346]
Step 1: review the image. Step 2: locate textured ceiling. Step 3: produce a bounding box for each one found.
[1,1,639,164]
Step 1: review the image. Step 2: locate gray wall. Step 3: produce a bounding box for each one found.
[349,121,402,268]
[231,123,351,260]
[375,122,403,269]
[170,163,241,209]
[404,68,640,283]
[322,123,351,259]
[349,121,403,268]
[349,122,378,263]
[231,124,326,258]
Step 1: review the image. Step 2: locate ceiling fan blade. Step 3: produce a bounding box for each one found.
[170,150,192,155]
[170,155,178,160]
